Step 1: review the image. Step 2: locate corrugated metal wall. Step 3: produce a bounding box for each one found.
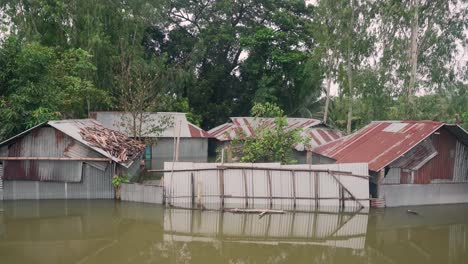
[2,163,114,200]
[384,127,468,185]
[415,128,457,183]
[0,127,109,182]
[453,141,468,182]
[164,162,369,211]
[164,209,369,249]
[148,138,208,170]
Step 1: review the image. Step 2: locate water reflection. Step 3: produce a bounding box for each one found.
[0,201,467,264]
[164,209,368,250]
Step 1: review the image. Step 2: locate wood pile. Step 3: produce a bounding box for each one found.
[79,125,145,163]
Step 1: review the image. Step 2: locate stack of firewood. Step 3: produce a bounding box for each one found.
[79,126,145,162]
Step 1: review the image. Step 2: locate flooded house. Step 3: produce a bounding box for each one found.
[208,117,343,163]
[90,112,210,170]
[312,121,468,207]
[0,119,144,200]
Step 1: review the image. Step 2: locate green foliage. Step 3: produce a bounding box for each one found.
[230,103,303,164]
[0,37,109,139]
[112,174,129,188]
[0,0,466,138]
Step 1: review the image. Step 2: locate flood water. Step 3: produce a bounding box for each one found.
[0,200,467,264]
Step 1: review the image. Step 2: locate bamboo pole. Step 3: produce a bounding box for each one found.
[148,167,369,179]
[175,120,182,162]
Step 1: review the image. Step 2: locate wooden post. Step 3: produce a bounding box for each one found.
[191,172,195,205]
[314,172,319,208]
[242,169,248,207]
[306,151,312,165]
[376,169,385,198]
[175,120,182,161]
[267,170,273,209]
[227,144,233,162]
[291,171,296,209]
[219,169,225,208]
[197,176,202,209]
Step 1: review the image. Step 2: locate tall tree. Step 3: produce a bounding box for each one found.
[377,0,467,118]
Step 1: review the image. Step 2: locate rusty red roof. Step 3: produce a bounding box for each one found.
[313,121,445,172]
[208,117,343,151]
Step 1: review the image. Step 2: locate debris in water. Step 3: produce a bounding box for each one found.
[407,209,420,215]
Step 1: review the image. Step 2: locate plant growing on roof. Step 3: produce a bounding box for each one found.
[230,102,305,164]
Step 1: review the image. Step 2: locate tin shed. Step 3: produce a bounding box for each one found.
[313,121,468,207]
[0,119,144,200]
[208,117,343,163]
[89,112,210,170]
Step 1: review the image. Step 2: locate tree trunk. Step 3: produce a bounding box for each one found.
[407,0,419,118]
[346,49,353,134]
[323,73,332,124]
[346,0,354,134]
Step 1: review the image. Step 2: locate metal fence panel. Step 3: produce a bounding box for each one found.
[163,162,369,211]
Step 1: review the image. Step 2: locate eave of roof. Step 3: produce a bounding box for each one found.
[312,120,445,172]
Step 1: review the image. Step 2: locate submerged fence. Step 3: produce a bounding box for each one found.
[164,208,369,250]
[120,183,163,204]
[161,162,370,211]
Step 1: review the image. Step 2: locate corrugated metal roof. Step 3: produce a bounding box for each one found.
[48,119,141,168]
[89,111,210,138]
[389,139,437,170]
[0,119,142,168]
[313,121,445,172]
[208,117,342,151]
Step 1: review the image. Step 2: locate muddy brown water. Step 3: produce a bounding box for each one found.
[0,200,467,264]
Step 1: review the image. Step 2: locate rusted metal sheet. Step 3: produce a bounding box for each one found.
[453,141,468,182]
[89,111,210,138]
[313,121,444,172]
[1,127,84,182]
[3,163,114,200]
[3,160,82,182]
[0,119,142,181]
[64,140,109,171]
[208,117,343,151]
[410,128,458,184]
[390,139,437,171]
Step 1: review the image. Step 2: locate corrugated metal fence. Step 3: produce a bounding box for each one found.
[120,183,163,204]
[163,162,369,211]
